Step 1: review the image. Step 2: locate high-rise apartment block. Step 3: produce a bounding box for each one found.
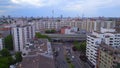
[9,18,116,33]
[12,23,35,52]
[98,44,120,68]
[86,28,120,68]
[0,37,3,50]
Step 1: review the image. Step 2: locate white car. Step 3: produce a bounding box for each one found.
[72,56,75,59]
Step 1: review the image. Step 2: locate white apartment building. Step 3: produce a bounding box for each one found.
[0,38,3,50]
[94,20,115,32]
[11,18,115,33]
[12,23,35,52]
[86,28,120,68]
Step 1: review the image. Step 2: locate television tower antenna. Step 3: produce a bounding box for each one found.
[52,10,54,18]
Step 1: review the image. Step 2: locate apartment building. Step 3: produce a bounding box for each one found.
[86,33,101,68]
[12,23,35,52]
[98,43,120,68]
[9,17,116,33]
[86,28,120,68]
[0,37,3,50]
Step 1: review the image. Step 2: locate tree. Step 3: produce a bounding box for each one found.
[72,46,77,51]
[45,30,51,33]
[4,35,13,50]
[79,55,87,62]
[45,29,56,33]
[7,56,15,65]
[35,32,41,38]
[35,33,51,41]
[0,56,15,68]
[0,49,16,68]
[69,63,75,68]
[51,29,56,33]
[80,42,86,52]
[0,63,9,68]
[0,48,11,57]
[66,57,71,63]
[0,57,9,65]
[15,52,22,62]
[72,42,86,52]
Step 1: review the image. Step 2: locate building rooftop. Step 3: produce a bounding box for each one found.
[99,42,120,55]
[25,39,52,56]
[89,35,98,38]
[19,39,54,68]
[0,27,11,31]
[18,55,55,68]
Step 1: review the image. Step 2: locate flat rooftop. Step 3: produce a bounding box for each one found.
[18,39,54,68]
[26,39,49,55]
[17,55,55,68]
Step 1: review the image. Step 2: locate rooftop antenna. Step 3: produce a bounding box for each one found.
[77,14,80,18]
[61,14,63,19]
[52,10,54,18]
[82,13,84,19]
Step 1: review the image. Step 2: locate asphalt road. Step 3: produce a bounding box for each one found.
[52,42,87,68]
[52,43,69,68]
[64,43,82,68]
[64,43,91,68]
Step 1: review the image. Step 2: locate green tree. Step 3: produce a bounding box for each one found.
[80,42,86,52]
[72,42,86,52]
[45,29,56,33]
[35,33,51,41]
[45,30,51,33]
[66,57,71,63]
[0,48,11,57]
[0,57,9,65]
[4,35,13,50]
[69,63,75,68]
[0,56,15,68]
[15,52,22,62]
[51,29,56,33]
[0,49,16,68]
[35,32,41,38]
[0,63,9,68]
[7,56,15,65]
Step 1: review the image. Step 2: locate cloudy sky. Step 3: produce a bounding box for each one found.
[0,0,120,17]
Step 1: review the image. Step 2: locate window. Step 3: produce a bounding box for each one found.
[110,38,113,40]
[109,44,113,45]
[110,41,113,42]
[118,35,120,37]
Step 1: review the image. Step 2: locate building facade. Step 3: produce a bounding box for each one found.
[86,28,120,68]
[0,38,3,50]
[98,43,120,68]
[12,23,35,52]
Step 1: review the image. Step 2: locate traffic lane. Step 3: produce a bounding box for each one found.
[72,59,82,68]
[65,45,83,68]
[64,46,81,68]
[52,44,69,68]
[74,51,91,68]
[57,45,68,68]
[67,51,82,68]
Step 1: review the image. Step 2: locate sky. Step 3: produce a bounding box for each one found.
[0,0,120,17]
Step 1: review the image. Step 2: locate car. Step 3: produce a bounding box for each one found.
[72,56,75,59]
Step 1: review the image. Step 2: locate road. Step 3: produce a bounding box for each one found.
[52,42,89,68]
[64,43,82,68]
[52,43,69,68]
[74,51,91,68]
[64,43,91,68]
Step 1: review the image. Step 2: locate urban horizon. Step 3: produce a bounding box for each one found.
[1,0,120,17]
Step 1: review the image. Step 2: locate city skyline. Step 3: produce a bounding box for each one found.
[0,0,120,17]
